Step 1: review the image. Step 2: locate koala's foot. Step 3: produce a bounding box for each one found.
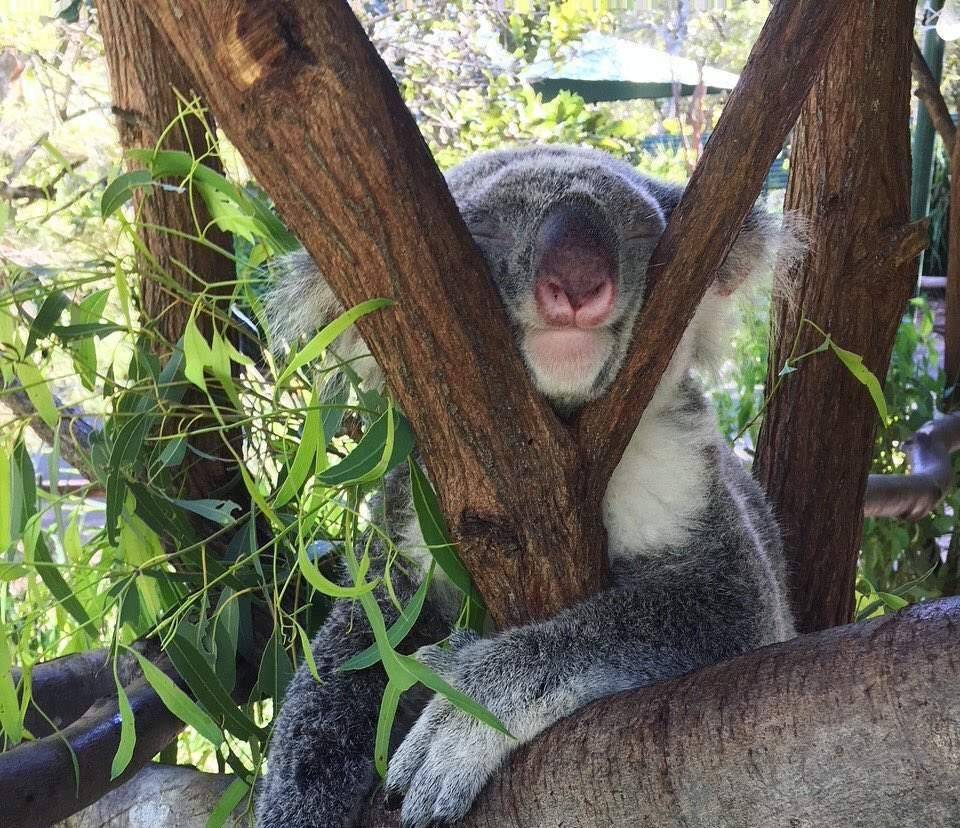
[384,634,516,828]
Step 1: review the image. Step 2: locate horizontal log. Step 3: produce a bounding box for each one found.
[0,661,186,828]
[362,598,960,827]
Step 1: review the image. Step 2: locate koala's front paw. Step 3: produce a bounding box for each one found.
[384,639,516,828]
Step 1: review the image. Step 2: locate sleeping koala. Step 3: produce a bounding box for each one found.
[256,144,798,828]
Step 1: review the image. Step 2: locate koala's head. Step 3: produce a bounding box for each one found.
[443,144,794,410]
[446,145,666,408]
[269,144,795,411]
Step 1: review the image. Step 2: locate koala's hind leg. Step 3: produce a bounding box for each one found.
[256,573,446,828]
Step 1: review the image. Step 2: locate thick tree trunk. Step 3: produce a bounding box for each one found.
[130,0,854,627]
[95,0,241,503]
[754,0,925,633]
[53,601,960,828]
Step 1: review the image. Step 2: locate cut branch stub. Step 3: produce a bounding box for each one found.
[132,0,607,627]
[577,0,859,493]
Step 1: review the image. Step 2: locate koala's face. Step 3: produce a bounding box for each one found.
[446,145,666,408]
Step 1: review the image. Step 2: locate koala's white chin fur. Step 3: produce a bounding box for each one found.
[522,327,613,401]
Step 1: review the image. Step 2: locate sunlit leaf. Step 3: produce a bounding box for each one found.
[205,777,250,828]
[829,343,890,426]
[14,361,58,429]
[101,169,153,219]
[110,680,136,780]
[0,628,23,746]
[276,299,394,386]
[375,681,402,777]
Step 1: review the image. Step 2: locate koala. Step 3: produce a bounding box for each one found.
[256,144,799,828]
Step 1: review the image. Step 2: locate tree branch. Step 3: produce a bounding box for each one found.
[0,660,187,828]
[0,383,100,481]
[576,0,858,492]
[354,599,960,827]
[7,647,143,742]
[130,0,606,626]
[912,38,956,156]
[55,765,240,828]
[754,0,918,633]
[24,602,960,828]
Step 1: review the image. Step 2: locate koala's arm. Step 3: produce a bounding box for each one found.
[385,552,775,828]
[256,574,446,828]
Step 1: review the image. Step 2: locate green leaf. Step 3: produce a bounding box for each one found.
[878,592,909,611]
[101,169,153,219]
[183,310,212,393]
[248,626,294,704]
[395,653,511,738]
[340,563,434,672]
[29,528,96,637]
[25,290,70,355]
[829,343,890,426]
[297,546,379,600]
[375,681,402,777]
[171,498,241,526]
[129,649,222,745]
[274,389,322,507]
[14,361,58,429]
[106,415,153,544]
[52,322,124,341]
[213,590,240,693]
[0,628,23,745]
[110,680,136,780]
[317,408,414,487]
[276,299,394,386]
[0,446,10,553]
[408,460,484,611]
[166,633,263,742]
[205,777,250,828]
[295,624,322,684]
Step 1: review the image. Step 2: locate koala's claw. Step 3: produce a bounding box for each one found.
[385,686,513,828]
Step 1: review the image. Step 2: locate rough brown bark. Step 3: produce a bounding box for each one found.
[95,0,240,504]
[130,0,855,627]
[576,0,858,491]
[754,1,921,634]
[44,600,960,828]
[362,599,960,827]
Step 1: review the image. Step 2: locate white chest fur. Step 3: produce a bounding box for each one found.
[399,376,714,618]
[602,396,713,557]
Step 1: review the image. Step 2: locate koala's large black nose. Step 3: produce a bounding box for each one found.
[534,203,617,328]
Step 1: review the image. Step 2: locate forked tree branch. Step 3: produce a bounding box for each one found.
[577,1,857,491]
[131,0,858,628]
[132,0,606,627]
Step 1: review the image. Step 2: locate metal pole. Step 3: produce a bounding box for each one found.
[912,1,946,267]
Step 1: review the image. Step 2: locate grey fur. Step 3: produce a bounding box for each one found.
[256,144,797,828]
